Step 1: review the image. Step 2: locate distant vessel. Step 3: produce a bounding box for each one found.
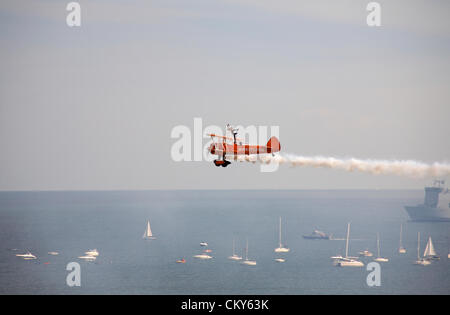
[16,251,36,260]
[143,220,156,240]
[303,229,331,240]
[48,251,59,256]
[228,239,242,261]
[78,255,96,261]
[414,232,431,266]
[423,237,439,260]
[373,233,389,262]
[176,258,186,263]
[241,239,257,266]
[405,180,450,222]
[398,224,406,254]
[274,217,290,253]
[333,223,364,267]
[200,242,208,247]
[274,258,285,263]
[358,249,373,257]
[85,249,99,257]
[193,254,212,260]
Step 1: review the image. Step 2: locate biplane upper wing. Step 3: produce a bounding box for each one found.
[206,133,243,143]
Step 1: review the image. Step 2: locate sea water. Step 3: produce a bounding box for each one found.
[0,190,448,294]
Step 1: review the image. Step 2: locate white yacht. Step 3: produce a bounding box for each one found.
[274,217,290,253]
[193,254,212,260]
[241,239,257,266]
[373,233,389,262]
[16,251,37,260]
[48,251,59,256]
[398,224,407,254]
[333,223,364,267]
[85,249,99,257]
[228,239,242,261]
[274,258,286,263]
[200,242,208,247]
[414,232,431,266]
[358,249,373,257]
[78,255,97,261]
[143,220,156,240]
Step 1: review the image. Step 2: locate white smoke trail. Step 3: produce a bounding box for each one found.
[237,154,450,178]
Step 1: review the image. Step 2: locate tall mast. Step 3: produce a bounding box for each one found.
[417,232,420,260]
[246,239,249,260]
[345,223,350,258]
[279,217,282,248]
[399,224,403,248]
[377,233,380,257]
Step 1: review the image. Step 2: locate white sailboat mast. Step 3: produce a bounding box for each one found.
[345,223,350,258]
[417,232,421,260]
[245,239,249,260]
[279,217,282,248]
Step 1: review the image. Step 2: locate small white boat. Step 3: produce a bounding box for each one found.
[16,251,37,260]
[193,254,212,260]
[274,258,285,263]
[359,250,373,257]
[48,251,59,256]
[398,223,406,254]
[200,242,208,247]
[414,232,431,266]
[373,233,389,262]
[78,255,96,261]
[143,220,156,240]
[333,223,364,267]
[85,249,99,257]
[274,217,290,253]
[228,239,242,261]
[241,239,257,266]
[337,258,365,267]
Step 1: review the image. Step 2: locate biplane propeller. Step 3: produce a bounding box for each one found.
[207,124,281,167]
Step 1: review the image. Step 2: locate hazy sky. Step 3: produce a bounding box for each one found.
[1,0,449,190]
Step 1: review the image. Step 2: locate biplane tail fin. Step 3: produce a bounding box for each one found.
[266,136,281,152]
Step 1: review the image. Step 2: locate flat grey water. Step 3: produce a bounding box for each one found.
[0,190,449,295]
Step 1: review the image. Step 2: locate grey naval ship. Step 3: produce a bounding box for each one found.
[405,180,450,222]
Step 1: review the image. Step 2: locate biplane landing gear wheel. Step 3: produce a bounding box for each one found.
[221,160,231,167]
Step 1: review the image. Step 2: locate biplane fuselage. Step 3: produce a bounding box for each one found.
[208,133,281,167]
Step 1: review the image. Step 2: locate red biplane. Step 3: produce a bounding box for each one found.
[207,124,281,167]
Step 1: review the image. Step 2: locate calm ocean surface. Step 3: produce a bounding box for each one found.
[0,190,449,295]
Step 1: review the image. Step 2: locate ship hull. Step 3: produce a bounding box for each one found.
[405,206,450,222]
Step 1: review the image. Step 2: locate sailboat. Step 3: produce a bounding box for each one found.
[398,224,406,254]
[274,217,290,253]
[414,232,431,266]
[373,233,389,262]
[332,223,364,267]
[143,220,156,240]
[423,236,439,260]
[228,238,242,261]
[241,239,257,266]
